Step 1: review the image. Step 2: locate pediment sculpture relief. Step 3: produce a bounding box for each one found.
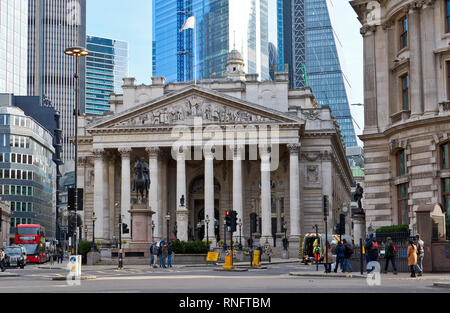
[112,96,277,127]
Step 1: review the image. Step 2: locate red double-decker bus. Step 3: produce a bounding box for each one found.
[15,224,47,264]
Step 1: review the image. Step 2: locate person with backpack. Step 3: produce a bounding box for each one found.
[334,241,345,273]
[365,233,379,273]
[415,234,424,277]
[383,237,398,275]
[342,239,353,273]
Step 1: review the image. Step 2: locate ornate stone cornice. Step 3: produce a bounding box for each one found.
[118,147,132,158]
[146,147,160,159]
[92,148,105,160]
[360,24,377,35]
[287,143,301,155]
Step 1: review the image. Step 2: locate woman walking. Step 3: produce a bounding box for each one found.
[407,240,418,278]
[323,241,333,273]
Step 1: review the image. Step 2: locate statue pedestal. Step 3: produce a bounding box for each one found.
[128,204,155,250]
[176,205,189,242]
[352,209,366,246]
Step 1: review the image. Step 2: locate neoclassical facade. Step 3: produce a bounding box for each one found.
[77,51,353,251]
[351,0,450,231]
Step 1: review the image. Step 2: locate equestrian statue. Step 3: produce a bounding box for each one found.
[133,157,150,203]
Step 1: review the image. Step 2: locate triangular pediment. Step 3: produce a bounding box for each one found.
[87,86,302,131]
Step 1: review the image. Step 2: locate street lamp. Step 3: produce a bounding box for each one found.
[92,212,97,252]
[166,214,171,243]
[64,46,89,256]
[205,215,210,251]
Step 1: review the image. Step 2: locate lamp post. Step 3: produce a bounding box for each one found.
[92,212,97,252]
[237,218,242,251]
[64,46,89,256]
[205,215,210,251]
[166,214,171,243]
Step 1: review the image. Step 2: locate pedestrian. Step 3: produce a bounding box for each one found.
[407,240,418,278]
[324,241,333,273]
[313,238,321,263]
[365,233,379,273]
[149,242,155,267]
[0,248,5,272]
[334,240,345,273]
[265,244,273,263]
[161,242,168,268]
[167,242,173,268]
[383,237,398,275]
[157,241,163,268]
[342,239,353,273]
[415,234,424,277]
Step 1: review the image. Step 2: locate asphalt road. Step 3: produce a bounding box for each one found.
[0,262,448,294]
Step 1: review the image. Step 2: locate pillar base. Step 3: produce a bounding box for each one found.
[176,205,189,242]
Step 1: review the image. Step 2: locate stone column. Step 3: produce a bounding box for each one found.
[232,146,244,242]
[93,149,105,241]
[176,147,188,242]
[119,148,132,242]
[260,146,273,246]
[147,147,160,241]
[407,4,423,118]
[204,150,216,246]
[421,1,438,115]
[276,197,282,235]
[107,152,117,241]
[361,25,378,134]
[288,144,301,242]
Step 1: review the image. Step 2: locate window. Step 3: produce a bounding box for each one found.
[447,0,450,32]
[397,149,407,176]
[400,16,408,49]
[442,143,449,169]
[398,183,409,225]
[443,178,450,223]
[401,74,409,111]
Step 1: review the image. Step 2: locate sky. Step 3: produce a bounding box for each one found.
[87,0,364,146]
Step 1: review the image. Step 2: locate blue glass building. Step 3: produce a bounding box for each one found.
[86,36,129,115]
[277,0,358,148]
[152,0,269,83]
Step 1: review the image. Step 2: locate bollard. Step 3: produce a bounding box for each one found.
[252,249,261,268]
[222,250,235,270]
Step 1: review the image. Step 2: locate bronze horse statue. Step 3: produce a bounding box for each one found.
[133,158,150,203]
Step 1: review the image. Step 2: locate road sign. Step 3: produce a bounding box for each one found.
[206,252,219,262]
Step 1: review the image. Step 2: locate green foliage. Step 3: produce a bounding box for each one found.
[446,222,450,229]
[376,225,410,233]
[171,240,208,254]
[78,241,94,255]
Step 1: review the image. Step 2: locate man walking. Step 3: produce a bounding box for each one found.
[383,237,398,275]
[334,241,345,273]
[342,239,353,273]
[161,242,168,268]
[415,234,424,277]
[149,242,155,267]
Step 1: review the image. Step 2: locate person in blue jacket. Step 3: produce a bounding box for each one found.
[334,241,345,273]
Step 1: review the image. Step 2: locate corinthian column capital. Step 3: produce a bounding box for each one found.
[287,143,301,155]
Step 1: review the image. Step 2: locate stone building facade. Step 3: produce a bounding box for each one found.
[77,51,353,252]
[351,0,450,232]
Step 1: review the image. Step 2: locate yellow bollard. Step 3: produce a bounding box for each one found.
[252,250,261,268]
[222,250,235,270]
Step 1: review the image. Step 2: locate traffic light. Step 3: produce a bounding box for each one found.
[122,223,130,234]
[68,188,84,211]
[230,210,238,232]
[323,195,329,217]
[225,210,232,227]
[250,213,257,234]
[337,214,346,235]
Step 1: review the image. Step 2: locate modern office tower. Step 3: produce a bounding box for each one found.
[86,36,129,115]
[0,94,57,240]
[0,0,29,95]
[277,0,358,148]
[27,0,86,162]
[152,0,270,83]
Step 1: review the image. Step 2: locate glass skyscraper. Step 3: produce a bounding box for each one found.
[277,0,358,148]
[86,36,129,115]
[0,0,28,95]
[152,0,270,83]
[27,0,86,162]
